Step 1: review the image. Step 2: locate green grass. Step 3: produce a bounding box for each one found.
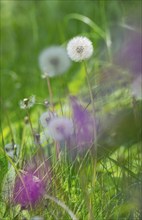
[0,1,142,220]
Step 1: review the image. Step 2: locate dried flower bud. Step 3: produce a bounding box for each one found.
[24,116,29,124]
[4,143,19,159]
[19,95,35,109]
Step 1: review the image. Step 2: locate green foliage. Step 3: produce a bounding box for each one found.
[0,152,8,191]
[0,1,141,219]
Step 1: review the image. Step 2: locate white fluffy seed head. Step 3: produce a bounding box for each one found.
[39,111,56,128]
[48,117,74,141]
[39,46,71,77]
[4,143,19,159]
[19,95,35,109]
[67,36,93,62]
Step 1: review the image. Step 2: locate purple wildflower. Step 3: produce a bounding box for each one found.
[13,157,51,208]
[70,96,96,152]
[131,74,142,100]
[116,32,142,76]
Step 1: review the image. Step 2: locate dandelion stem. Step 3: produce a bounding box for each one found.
[83,61,97,141]
[26,109,34,135]
[83,61,98,220]
[47,76,54,110]
[55,141,60,160]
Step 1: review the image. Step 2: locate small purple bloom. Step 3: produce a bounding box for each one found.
[13,157,51,208]
[14,173,44,208]
[70,96,96,151]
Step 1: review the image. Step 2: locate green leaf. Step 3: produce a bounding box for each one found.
[1,166,16,203]
[65,13,106,39]
[0,151,8,190]
[0,202,6,218]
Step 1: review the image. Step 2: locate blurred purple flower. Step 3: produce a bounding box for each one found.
[13,157,51,208]
[116,32,142,76]
[48,117,74,141]
[131,74,142,100]
[70,96,96,151]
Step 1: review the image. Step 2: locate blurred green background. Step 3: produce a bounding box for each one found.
[0,2,141,219]
[0,0,140,109]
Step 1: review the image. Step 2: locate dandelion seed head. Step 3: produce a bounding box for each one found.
[44,99,50,108]
[40,111,56,128]
[48,117,74,141]
[4,143,19,159]
[67,36,93,62]
[39,46,71,77]
[20,95,35,109]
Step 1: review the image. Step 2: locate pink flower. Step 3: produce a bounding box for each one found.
[13,156,51,208]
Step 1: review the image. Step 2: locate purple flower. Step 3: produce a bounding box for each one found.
[116,32,142,76]
[13,157,51,208]
[70,96,96,152]
[131,74,142,100]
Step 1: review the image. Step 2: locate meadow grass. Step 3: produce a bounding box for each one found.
[0,1,142,220]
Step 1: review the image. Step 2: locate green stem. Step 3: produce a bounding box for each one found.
[47,76,54,110]
[83,61,98,220]
[83,61,97,140]
[26,109,34,136]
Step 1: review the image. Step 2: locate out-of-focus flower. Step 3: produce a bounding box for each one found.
[13,157,51,208]
[131,74,142,99]
[44,99,50,108]
[48,117,74,141]
[67,36,93,62]
[4,143,19,159]
[70,96,96,150]
[19,95,35,109]
[40,111,56,128]
[14,172,44,208]
[39,46,71,77]
[116,33,142,76]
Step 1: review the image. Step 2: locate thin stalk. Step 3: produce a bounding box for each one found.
[55,141,60,160]
[83,61,98,220]
[46,194,78,220]
[47,76,54,110]
[83,61,97,147]
[26,109,35,140]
